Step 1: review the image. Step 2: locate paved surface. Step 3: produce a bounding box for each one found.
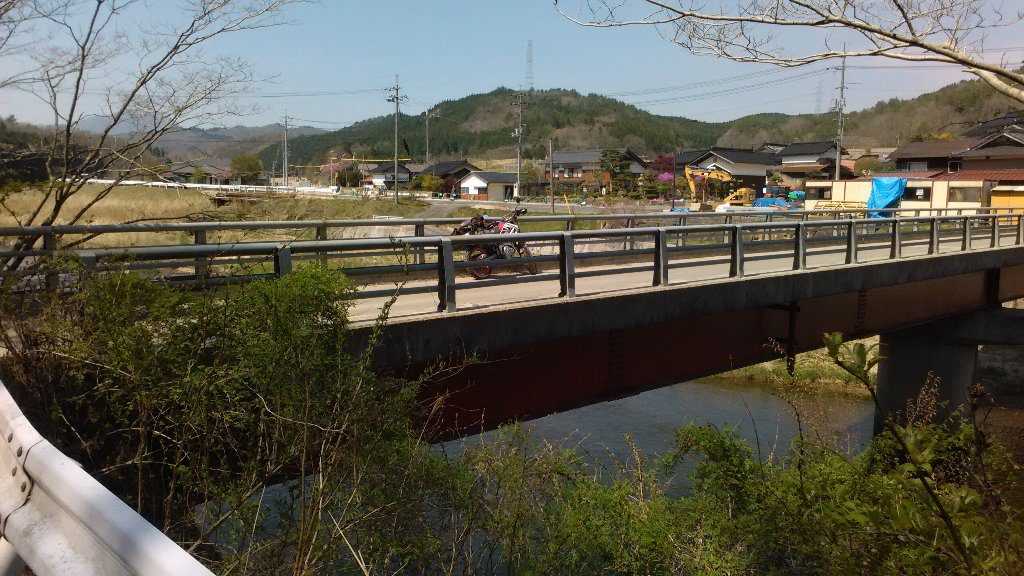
[350,232,1003,324]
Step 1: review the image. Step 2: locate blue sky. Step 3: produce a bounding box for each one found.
[3,0,1022,128]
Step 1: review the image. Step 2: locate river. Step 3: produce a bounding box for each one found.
[441,376,875,492]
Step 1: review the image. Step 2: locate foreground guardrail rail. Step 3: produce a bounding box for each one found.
[0,381,213,575]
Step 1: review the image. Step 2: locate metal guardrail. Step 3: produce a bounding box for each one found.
[0,380,213,575]
[23,212,1023,314]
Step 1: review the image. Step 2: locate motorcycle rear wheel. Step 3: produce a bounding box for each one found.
[520,245,538,275]
[467,249,492,279]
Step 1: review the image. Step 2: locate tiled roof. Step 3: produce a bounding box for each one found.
[888,139,975,159]
[676,149,709,165]
[420,160,479,176]
[958,146,1024,158]
[370,162,410,174]
[934,169,1024,181]
[466,171,518,184]
[854,170,944,181]
[778,141,839,156]
[700,147,779,166]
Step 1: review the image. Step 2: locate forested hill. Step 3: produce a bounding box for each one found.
[260,88,730,166]
[262,78,1022,166]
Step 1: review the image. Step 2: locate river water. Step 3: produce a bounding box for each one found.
[442,377,875,492]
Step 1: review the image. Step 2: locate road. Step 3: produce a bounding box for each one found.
[349,232,1002,324]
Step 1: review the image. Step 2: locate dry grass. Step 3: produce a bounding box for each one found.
[0,185,426,248]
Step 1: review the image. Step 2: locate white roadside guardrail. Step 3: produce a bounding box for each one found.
[0,380,213,576]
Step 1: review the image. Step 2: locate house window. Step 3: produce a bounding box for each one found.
[907,161,929,171]
[949,187,982,202]
[460,186,470,195]
[806,186,832,200]
[948,160,962,173]
[903,186,931,201]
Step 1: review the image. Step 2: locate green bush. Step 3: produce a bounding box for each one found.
[1,271,1021,574]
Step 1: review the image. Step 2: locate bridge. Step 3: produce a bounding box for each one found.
[2,207,1024,573]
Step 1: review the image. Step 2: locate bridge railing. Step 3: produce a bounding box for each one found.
[1,207,1022,256]
[15,212,1020,312]
[0,379,214,575]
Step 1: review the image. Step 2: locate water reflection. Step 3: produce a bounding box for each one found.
[442,377,874,493]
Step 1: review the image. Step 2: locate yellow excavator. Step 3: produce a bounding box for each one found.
[683,166,757,209]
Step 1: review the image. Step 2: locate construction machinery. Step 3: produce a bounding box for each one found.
[683,166,758,209]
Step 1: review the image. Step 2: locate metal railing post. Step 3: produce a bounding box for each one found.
[1018,214,1024,245]
[929,218,940,255]
[846,220,858,264]
[992,215,1000,248]
[729,226,745,277]
[315,225,328,267]
[793,223,806,270]
[274,245,292,277]
[724,214,733,244]
[653,228,668,286]
[42,231,57,291]
[414,222,426,265]
[558,232,576,297]
[890,220,902,259]
[962,217,972,251]
[676,217,684,246]
[679,216,687,246]
[193,229,209,278]
[624,218,634,250]
[437,238,456,312]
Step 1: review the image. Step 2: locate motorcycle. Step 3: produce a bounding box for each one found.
[451,202,539,280]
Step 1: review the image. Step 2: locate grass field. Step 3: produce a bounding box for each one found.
[0,185,426,247]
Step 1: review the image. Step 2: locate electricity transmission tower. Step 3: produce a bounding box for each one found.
[386,76,408,204]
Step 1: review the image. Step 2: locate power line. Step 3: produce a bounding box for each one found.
[630,68,831,106]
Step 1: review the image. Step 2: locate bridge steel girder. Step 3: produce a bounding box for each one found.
[356,247,1024,438]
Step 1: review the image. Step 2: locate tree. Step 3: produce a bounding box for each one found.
[854,156,896,175]
[412,173,444,192]
[599,148,635,195]
[0,0,304,274]
[190,169,209,185]
[557,0,1024,105]
[230,154,262,185]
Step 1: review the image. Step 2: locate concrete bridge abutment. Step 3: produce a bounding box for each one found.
[875,307,1024,433]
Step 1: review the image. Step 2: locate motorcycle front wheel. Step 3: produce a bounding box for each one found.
[467,249,492,279]
[520,245,538,275]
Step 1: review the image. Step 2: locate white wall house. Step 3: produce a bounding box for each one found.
[458,171,518,200]
[369,163,411,189]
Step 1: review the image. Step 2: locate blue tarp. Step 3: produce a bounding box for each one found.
[753,197,795,210]
[868,177,906,218]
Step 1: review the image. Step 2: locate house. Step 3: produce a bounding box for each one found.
[683,147,779,189]
[806,169,1024,211]
[369,163,411,189]
[887,139,976,173]
[755,142,787,155]
[546,148,648,192]
[956,131,1024,171]
[675,149,709,167]
[776,141,850,186]
[417,159,480,183]
[458,171,517,201]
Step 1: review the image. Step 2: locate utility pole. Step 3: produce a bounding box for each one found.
[513,91,525,200]
[548,138,555,212]
[386,76,406,204]
[835,54,847,181]
[425,110,434,165]
[282,114,290,188]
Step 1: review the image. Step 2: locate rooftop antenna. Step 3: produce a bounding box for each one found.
[525,40,534,93]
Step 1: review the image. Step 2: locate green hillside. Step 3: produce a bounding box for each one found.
[260,88,730,166]
[262,78,1023,167]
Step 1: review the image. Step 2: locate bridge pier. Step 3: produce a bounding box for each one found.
[874,307,1024,433]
